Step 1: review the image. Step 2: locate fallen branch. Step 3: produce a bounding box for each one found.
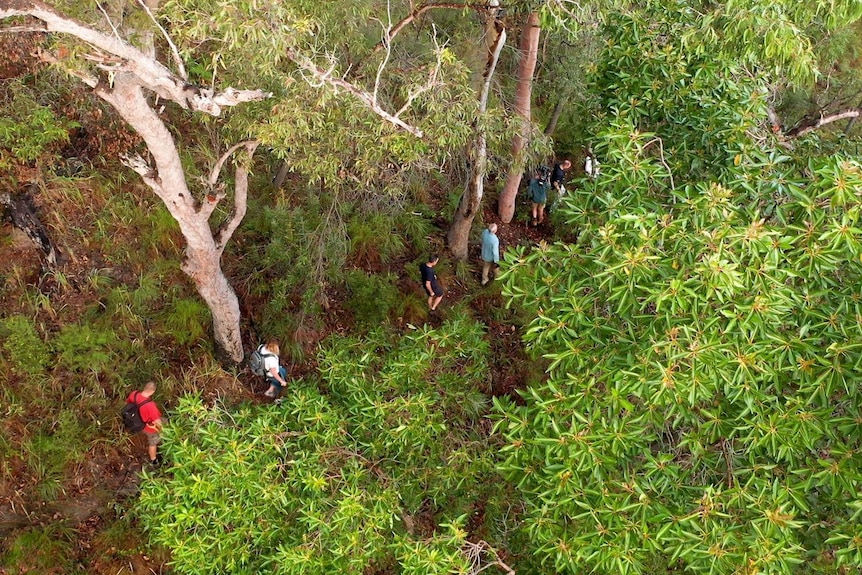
[785,108,862,138]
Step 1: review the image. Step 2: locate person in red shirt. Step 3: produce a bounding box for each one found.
[126,381,164,466]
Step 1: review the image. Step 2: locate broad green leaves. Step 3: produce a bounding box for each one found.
[498,152,862,573]
[495,3,862,573]
[138,319,497,574]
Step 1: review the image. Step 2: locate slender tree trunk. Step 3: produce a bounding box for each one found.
[498,12,541,223]
[448,16,506,259]
[544,97,565,137]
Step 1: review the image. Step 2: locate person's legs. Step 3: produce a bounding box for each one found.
[264,376,283,398]
[482,260,491,285]
[531,202,538,225]
[537,203,546,223]
[146,432,161,464]
[430,285,444,311]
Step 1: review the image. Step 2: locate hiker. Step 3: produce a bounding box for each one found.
[259,338,289,399]
[481,223,500,285]
[420,254,444,311]
[126,381,163,466]
[550,159,572,191]
[528,170,550,226]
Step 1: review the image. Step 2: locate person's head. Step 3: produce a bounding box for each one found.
[488,223,498,234]
[428,254,440,266]
[142,381,157,396]
[561,159,572,170]
[265,338,280,355]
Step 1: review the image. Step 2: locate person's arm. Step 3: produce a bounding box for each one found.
[151,417,163,432]
[268,365,288,386]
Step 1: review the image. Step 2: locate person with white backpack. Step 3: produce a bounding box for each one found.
[250,338,289,399]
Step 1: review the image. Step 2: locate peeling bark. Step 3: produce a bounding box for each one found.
[0,184,61,269]
[0,1,269,363]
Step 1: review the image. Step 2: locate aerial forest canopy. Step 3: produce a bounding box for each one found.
[1,0,862,574]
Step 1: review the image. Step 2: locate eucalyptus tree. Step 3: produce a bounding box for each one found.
[0,0,270,362]
[0,0,478,361]
[495,1,862,573]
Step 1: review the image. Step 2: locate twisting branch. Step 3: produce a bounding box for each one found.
[208,140,257,188]
[785,108,862,138]
[212,141,259,251]
[464,540,516,575]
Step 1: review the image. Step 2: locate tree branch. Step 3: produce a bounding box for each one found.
[135,0,187,80]
[0,0,270,116]
[383,2,489,46]
[213,141,259,251]
[393,28,444,118]
[643,137,675,191]
[286,47,425,137]
[785,108,862,138]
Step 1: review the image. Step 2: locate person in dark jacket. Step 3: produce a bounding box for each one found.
[419,255,444,311]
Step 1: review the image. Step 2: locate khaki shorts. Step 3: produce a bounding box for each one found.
[145,431,161,447]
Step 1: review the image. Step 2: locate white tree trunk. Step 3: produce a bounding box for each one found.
[0,2,269,363]
[448,18,506,260]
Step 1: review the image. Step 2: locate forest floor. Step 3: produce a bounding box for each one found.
[0,114,560,573]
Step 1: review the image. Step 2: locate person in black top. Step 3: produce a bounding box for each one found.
[419,255,444,311]
[550,159,572,190]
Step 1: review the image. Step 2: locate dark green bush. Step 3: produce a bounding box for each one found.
[345,270,401,328]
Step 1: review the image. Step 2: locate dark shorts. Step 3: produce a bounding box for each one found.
[425,282,444,297]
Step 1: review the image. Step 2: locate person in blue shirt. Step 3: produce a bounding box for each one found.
[480,223,500,286]
[528,169,550,226]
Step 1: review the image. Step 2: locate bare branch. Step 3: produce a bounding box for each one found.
[393,27,444,118]
[0,0,270,116]
[213,141,259,251]
[135,0,187,80]
[95,1,120,40]
[286,47,425,138]
[786,108,862,138]
[643,137,675,191]
[381,2,490,47]
[372,0,394,104]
